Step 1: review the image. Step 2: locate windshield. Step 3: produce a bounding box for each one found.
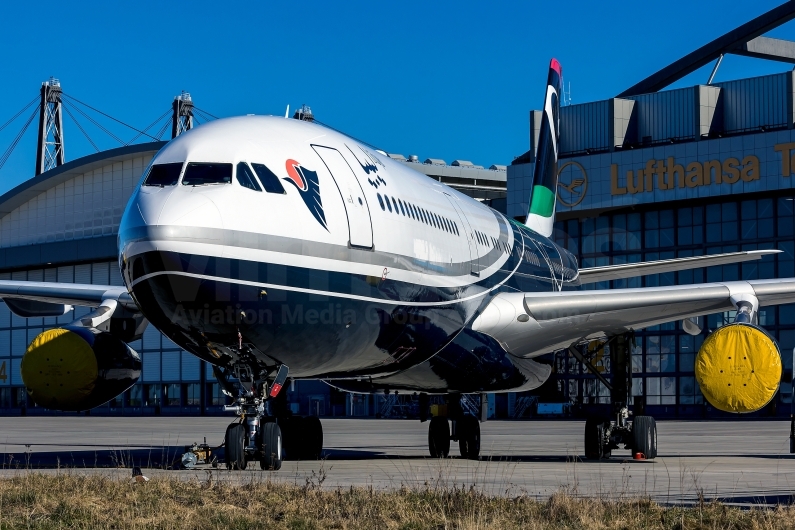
[236,162,262,191]
[143,163,183,186]
[251,163,286,194]
[182,163,233,186]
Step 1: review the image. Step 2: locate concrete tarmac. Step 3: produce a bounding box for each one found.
[0,417,793,505]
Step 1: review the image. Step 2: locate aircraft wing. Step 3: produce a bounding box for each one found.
[578,250,779,284]
[0,281,136,316]
[471,278,795,358]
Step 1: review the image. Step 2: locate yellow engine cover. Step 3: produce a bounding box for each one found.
[695,323,781,413]
[20,328,98,410]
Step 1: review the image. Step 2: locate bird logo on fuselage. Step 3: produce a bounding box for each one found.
[283,159,328,231]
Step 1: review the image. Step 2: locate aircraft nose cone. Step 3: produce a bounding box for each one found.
[156,191,223,229]
[136,186,174,226]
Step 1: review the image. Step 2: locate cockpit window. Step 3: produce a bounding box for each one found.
[236,162,262,191]
[251,163,286,194]
[143,163,182,187]
[182,163,233,186]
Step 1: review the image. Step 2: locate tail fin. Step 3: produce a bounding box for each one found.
[525,58,562,238]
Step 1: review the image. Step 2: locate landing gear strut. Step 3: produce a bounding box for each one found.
[572,334,657,460]
[423,393,482,460]
[216,363,325,470]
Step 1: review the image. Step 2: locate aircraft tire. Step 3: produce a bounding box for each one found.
[302,416,324,460]
[225,423,247,470]
[428,416,450,458]
[631,416,657,459]
[259,421,283,471]
[584,417,607,460]
[457,415,480,460]
[279,416,303,461]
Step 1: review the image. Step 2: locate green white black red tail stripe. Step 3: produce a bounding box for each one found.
[525,58,562,238]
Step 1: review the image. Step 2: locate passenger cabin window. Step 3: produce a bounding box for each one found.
[251,163,286,194]
[144,163,182,187]
[182,163,233,186]
[236,162,262,191]
[373,194,460,238]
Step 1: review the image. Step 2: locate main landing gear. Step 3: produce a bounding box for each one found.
[216,363,324,471]
[570,334,658,460]
[422,393,483,460]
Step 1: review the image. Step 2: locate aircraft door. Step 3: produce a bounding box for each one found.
[444,193,478,276]
[312,145,374,249]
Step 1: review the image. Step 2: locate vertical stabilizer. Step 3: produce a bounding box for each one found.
[525,59,562,237]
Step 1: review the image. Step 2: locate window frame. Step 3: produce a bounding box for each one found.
[181,162,234,186]
[143,162,184,187]
[235,162,262,192]
[250,162,286,194]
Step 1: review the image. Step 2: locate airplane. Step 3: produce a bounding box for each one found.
[4,59,790,470]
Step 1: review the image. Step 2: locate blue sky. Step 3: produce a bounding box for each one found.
[0,0,793,194]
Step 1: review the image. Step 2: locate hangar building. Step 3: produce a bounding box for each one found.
[0,139,506,417]
[508,3,795,418]
[2,4,795,420]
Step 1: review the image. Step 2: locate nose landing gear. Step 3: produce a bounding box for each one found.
[216,363,324,470]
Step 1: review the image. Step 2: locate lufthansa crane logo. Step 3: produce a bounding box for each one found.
[556,161,588,208]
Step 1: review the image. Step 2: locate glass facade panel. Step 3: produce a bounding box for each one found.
[551,193,795,414]
[164,383,181,406]
[145,384,161,407]
[128,385,142,407]
[185,384,200,406]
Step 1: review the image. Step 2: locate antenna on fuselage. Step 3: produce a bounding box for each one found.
[284,105,289,118]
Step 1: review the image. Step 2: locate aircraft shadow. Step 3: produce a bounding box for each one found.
[4,448,791,470]
[0,446,192,470]
[322,450,795,463]
[321,449,596,464]
[705,494,795,506]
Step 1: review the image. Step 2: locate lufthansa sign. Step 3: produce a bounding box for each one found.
[610,154,760,195]
[556,161,588,207]
[553,141,795,209]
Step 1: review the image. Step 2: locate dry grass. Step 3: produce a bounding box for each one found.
[0,472,791,529]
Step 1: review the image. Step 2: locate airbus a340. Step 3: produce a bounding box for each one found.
[5,60,790,468]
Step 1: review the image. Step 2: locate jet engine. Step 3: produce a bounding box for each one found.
[695,322,781,413]
[20,326,141,411]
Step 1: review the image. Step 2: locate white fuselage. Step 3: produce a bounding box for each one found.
[118,116,577,389]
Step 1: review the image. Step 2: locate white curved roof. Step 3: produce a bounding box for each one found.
[0,142,164,249]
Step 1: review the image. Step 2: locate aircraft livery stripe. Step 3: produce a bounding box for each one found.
[119,220,513,280]
[131,243,527,307]
[127,237,528,303]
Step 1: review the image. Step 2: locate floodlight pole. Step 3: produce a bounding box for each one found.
[35,78,65,176]
[171,91,194,138]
